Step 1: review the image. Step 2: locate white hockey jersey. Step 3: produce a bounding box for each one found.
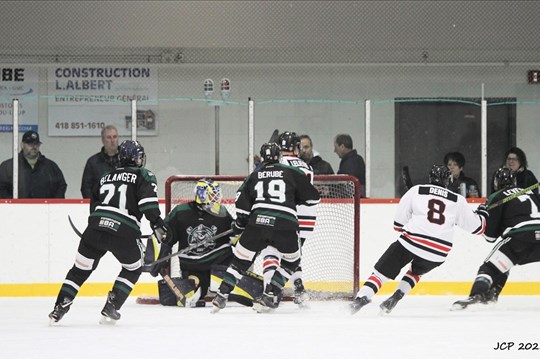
[281,155,317,240]
[393,184,485,263]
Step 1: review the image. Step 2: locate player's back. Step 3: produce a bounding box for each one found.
[236,162,319,230]
[486,186,540,239]
[90,166,159,236]
[281,155,313,182]
[395,184,484,262]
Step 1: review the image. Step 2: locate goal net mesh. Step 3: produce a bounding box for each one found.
[166,175,360,300]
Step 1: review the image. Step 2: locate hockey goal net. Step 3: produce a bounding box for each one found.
[165,174,360,300]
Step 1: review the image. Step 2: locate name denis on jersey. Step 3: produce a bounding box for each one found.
[419,185,458,201]
[100,172,138,185]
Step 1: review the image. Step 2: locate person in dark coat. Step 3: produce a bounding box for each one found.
[490,147,538,197]
[299,135,334,175]
[334,133,366,197]
[0,130,67,198]
[81,125,119,210]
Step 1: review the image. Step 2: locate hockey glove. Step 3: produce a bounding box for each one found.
[151,218,169,244]
[475,203,489,220]
[231,220,244,236]
[149,242,172,277]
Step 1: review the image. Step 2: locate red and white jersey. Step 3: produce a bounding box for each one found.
[393,184,485,263]
[280,155,317,240]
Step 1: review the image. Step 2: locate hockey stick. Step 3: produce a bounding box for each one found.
[401,166,414,191]
[68,215,153,239]
[269,129,280,143]
[68,215,83,238]
[487,182,540,210]
[145,229,234,267]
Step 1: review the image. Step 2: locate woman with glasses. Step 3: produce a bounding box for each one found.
[490,147,538,196]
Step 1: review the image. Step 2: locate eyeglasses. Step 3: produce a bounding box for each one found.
[506,157,519,161]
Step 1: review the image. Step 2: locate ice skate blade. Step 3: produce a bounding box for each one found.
[49,318,61,326]
[210,305,222,314]
[297,302,310,310]
[99,316,117,325]
[450,302,494,312]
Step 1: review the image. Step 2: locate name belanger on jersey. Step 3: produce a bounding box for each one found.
[100,172,138,185]
[258,170,283,179]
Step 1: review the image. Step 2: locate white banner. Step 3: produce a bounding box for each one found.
[0,67,39,133]
[47,67,158,136]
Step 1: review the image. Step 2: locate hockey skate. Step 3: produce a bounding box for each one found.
[293,278,310,309]
[48,297,73,325]
[99,291,121,325]
[210,292,228,313]
[252,293,278,313]
[451,294,488,311]
[379,290,404,315]
[349,296,371,315]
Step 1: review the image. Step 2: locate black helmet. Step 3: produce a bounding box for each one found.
[429,165,452,188]
[118,140,146,167]
[493,167,516,191]
[260,142,281,164]
[277,131,300,152]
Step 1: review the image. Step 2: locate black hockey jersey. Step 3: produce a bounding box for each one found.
[485,186,540,242]
[165,202,234,271]
[89,166,162,237]
[235,163,320,230]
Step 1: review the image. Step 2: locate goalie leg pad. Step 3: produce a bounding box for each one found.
[210,266,263,306]
[158,278,197,307]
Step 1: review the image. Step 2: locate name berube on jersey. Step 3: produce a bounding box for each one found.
[236,163,320,231]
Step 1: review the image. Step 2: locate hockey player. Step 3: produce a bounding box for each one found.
[211,142,320,313]
[49,140,168,325]
[150,178,235,307]
[350,165,487,315]
[260,131,316,307]
[453,167,540,310]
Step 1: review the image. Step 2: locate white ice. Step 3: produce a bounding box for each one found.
[1,296,539,359]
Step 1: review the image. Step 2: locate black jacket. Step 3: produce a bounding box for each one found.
[309,155,334,175]
[447,172,479,197]
[81,147,119,198]
[337,149,366,197]
[0,152,67,198]
[490,167,539,196]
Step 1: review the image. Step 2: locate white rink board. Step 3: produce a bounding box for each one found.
[1,201,539,284]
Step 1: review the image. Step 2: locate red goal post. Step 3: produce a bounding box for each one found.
[165,174,361,298]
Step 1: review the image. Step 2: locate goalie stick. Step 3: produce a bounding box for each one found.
[145,229,233,267]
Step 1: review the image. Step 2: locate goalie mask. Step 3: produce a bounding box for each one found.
[194,179,225,216]
[429,165,452,188]
[277,131,300,152]
[260,142,281,164]
[493,167,516,191]
[118,140,146,167]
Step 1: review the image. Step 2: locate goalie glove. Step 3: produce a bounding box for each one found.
[475,203,489,220]
[149,242,172,277]
[151,218,169,244]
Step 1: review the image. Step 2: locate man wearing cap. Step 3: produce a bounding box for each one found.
[0,130,67,198]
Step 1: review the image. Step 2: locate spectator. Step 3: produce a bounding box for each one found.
[81,125,119,208]
[490,147,538,196]
[299,135,334,175]
[0,130,67,198]
[333,134,366,197]
[443,151,479,197]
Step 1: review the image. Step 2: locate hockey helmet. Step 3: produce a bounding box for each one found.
[194,178,225,216]
[260,142,281,164]
[493,167,516,191]
[277,131,300,152]
[118,140,146,167]
[429,165,452,188]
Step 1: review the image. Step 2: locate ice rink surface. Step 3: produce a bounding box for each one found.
[1,295,539,359]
